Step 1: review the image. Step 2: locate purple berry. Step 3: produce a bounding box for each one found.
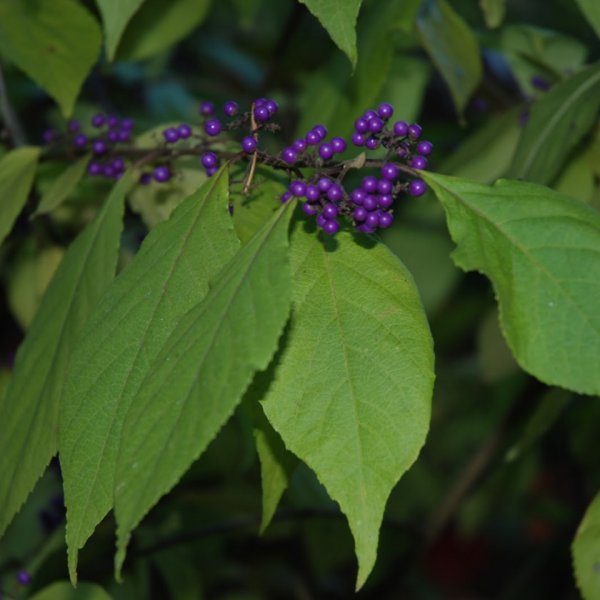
[121,118,134,130]
[350,188,366,205]
[377,103,394,119]
[206,166,218,177]
[379,212,394,228]
[305,185,321,202]
[280,191,292,203]
[265,99,278,116]
[361,176,378,193]
[92,140,107,155]
[200,101,215,116]
[381,163,400,181]
[292,138,307,153]
[410,155,428,170]
[317,177,332,192]
[317,213,328,228]
[322,203,338,219]
[290,180,307,197]
[351,132,365,146]
[409,179,427,197]
[396,145,409,158]
[366,212,380,229]
[363,195,378,211]
[255,98,267,107]
[73,133,87,148]
[91,113,105,128]
[42,129,56,144]
[357,223,375,234]
[118,130,130,142]
[416,140,433,155]
[368,117,384,133]
[331,137,346,153]
[178,123,192,139]
[408,123,422,139]
[223,100,239,117]
[112,158,125,173]
[281,147,297,164]
[16,571,31,586]
[139,172,152,185]
[354,118,369,133]
[353,207,368,221]
[302,202,317,216]
[103,165,116,178]
[107,115,120,129]
[326,183,343,202]
[393,121,409,137]
[201,152,218,169]
[242,136,257,153]
[107,130,120,143]
[378,194,394,209]
[87,161,102,176]
[312,124,327,140]
[204,118,222,136]
[254,105,270,122]
[377,179,393,194]
[68,119,80,132]
[322,219,340,235]
[365,137,380,150]
[163,127,179,143]
[318,143,334,160]
[305,130,320,145]
[363,110,378,121]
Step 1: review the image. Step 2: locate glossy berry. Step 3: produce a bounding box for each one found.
[281,147,297,164]
[206,166,218,177]
[254,105,270,122]
[87,161,102,176]
[107,130,120,143]
[377,103,394,119]
[365,137,379,150]
[318,143,334,160]
[393,121,409,137]
[204,119,222,136]
[92,140,107,155]
[293,138,307,153]
[290,180,307,197]
[154,166,171,183]
[363,195,378,211]
[410,155,428,170]
[121,118,134,130]
[377,179,393,194]
[317,177,332,191]
[305,185,321,202]
[91,113,105,128]
[379,212,394,228]
[302,202,317,216]
[201,152,218,169]
[368,117,384,133]
[305,130,320,145]
[409,179,427,197]
[242,136,257,153]
[223,100,239,116]
[408,123,422,139]
[73,133,87,148]
[353,207,368,221]
[316,213,328,228]
[378,194,394,209]
[312,124,327,140]
[331,137,346,153]
[200,101,215,115]
[107,115,120,128]
[381,163,399,181]
[361,176,378,193]
[322,219,340,235]
[163,127,179,143]
[354,118,369,134]
[322,203,338,219]
[363,109,378,121]
[112,158,125,173]
[350,188,366,205]
[416,140,433,155]
[280,191,292,203]
[178,123,192,139]
[265,99,278,116]
[365,212,380,229]
[326,183,343,202]
[351,132,365,146]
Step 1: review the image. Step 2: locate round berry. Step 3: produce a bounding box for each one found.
[366,212,380,229]
[305,130,320,145]
[121,118,135,130]
[302,202,317,216]
[223,100,239,117]
[280,191,292,203]
[368,117,384,134]
[265,99,278,116]
[42,129,56,144]
[312,124,327,140]
[410,155,428,170]
[201,152,218,169]
[281,147,297,164]
[290,180,307,197]
[396,145,409,158]
[242,136,257,153]
[16,571,31,586]
[416,140,433,155]
[107,130,120,143]
[318,143,334,160]
[377,179,393,194]
[317,213,328,228]
[107,115,120,129]
[363,109,378,121]
[91,113,105,128]
[322,203,338,219]
[317,177,332,192]
[378,194,394,209]
[254,105,270,122]
[205,166,218,177]
[409,179,427,197]
[163,127,179,143]
[379,211,394,228]
[68,119,80,132]
[353,207,367,221]
[350,188,367,205]
[73,133,87,148]
[381,163,400,181]
[305,185,321,202]
[112,157,125,173]
[92,140,107,155]
[292,138,307,153]
[139,172,152,185]
[322,219,340,235]
[255,98,267,107]
[361,176,378,193]
[154,166,171,183]
[178,123,192,139]
[331,136,347,153]
[351,132,365,146]
[87,161,102,176]
[365,137,380,150]
[357,223,375,234]
[204,118,222,136]
[200,101,215,115]
[408,123,422,139]
[354,118,369,134]
[393,121,409,137]
[377,103,394,119]
[363,195,378,211]
[103,165,115,178]
[118,130,131,142]
[326,183,343,202]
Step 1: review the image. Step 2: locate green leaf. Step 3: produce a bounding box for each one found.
[0,173,130,538]
[29,582,111,600]
[0,0,101,116]
[114,202,294,573]
[423,171,600,396]
[573,491,600,600]
[298,0,363,69]
[33,155,90,217]
[116,0,212,61]
[60,169,239,581]
[262,224,434,589]
[95,0,146,60]
[479,0,505,28]
[509,62,600,184]
[0,147,40,247]
[575,0,600,39]
[417,0,482,119]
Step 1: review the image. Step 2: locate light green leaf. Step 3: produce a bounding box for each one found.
[262,225,434,589]
[0,0,101,116]
[480,0,505,28]
[95,0,146,60]
[33,155,90,217]
[114,202,294,573]
[509,62,600,185]
[0,147,40,247]
[0,173,130,538]
[575,0,600,39]
[423,171,600,396]
[417,0,482,119]
[29,581,111,600]
[60,169,239,581]
[117,0,212,61]
[573,491,600,600]
[298,0,363,69]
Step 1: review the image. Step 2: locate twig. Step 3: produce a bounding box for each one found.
[0,62,25,147]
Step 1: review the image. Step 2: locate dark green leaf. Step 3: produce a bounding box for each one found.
[29,582,111,600]
[480,0,505,28]
[573,491,600,600]
[575,0,600,39]
[95,0,146,60]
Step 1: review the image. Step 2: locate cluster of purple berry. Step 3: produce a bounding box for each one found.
[280,124,347,165]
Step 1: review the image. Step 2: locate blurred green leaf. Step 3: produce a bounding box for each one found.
[574,0,600,39]
[0,146,39,248]
[117,0,212,61]
[480,0,505,28]
[114,203,293,574]
[95,0,146,60]
[262,224,434,589]
[573,491,600,600]
[417,0,482,119]
[477,308,518,382]
[0,0,101,116]
[29,582,111,600]
[298,0,363,69]
[424,171,600,396]
[33,155,90,217]
[60,169,239,581]
[0,173,130,538]
[509,62,600,184]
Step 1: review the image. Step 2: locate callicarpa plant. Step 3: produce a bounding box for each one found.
[0,0,599,598]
